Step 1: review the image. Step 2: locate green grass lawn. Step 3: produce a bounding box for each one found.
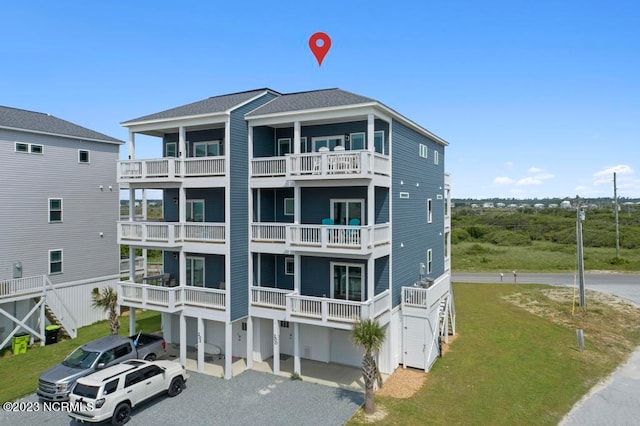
[0,310,161,403]
[352,283,640,425]
[452,241,640,272]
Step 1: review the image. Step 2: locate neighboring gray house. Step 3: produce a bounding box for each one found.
[117,88,454,380]
[0,106,124,349]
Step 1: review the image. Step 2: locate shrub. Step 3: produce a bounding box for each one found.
[452,228,471,244]
[487,230,532,246]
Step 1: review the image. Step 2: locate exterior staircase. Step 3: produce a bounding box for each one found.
[438,291,456,344]
[42,301,72,339]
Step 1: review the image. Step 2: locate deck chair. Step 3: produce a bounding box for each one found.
[346,218,361,244]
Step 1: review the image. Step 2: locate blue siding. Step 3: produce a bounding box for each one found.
[165,128,226,157]
[391,119,445,307]
[300,256,368,299]
[374,256,389,296]
[300,187,368,224]
[254,253,294,290]
[375,187,389,224]
[229,93,279,321]
[255,188,293,222]
[163,188,225,222]
[252,126,274,157]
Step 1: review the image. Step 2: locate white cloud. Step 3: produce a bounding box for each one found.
[528,167,543,173]
[517,177,542,186]
[505,161,515,167]
[593,165,634,185]
[535,173,555,180]
[493,176,515,185]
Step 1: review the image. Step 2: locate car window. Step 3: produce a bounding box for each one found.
[62,347,100,369]
[98,349,115,365]
[142,365,163,379]
[125,370,144,387]
[103,379,119,395]
[114,343,133,359]
[73,383,99,398]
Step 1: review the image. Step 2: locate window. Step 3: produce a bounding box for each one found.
[165,142,177,157]
[427,249,433,274]
[285,257,294,275]
[374,131,385,154]
[15,142,43,154]
[419,144,428,159]
[49,249,63,274]
[434,150,439,165]
[125,371,144,387]
[114,343,133,359]
[331,263,363,301]
[78,149,90,163]
[300,137,308,153]
[399,192,410,199]
[241,322,247,331]
[30,144,43,154]
[186,257,205,287]
[331,199,363,225]
[284,198,294,216]
[194,140,221,157]
[427,199,433,223]
[349,132,365,150]
[280,321,290,328]
[186,200,205,222]
[312,135,344,151]
[49,198,63,222]
[103,379,119,395]
[15,143,29,153]
[142,365,163,379]
[278,138,291,156]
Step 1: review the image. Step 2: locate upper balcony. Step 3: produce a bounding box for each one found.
[250,222,390,256]
[250,150,390,186]
[250,286,391,330]
[118,221,226,253]
[118,157,225,187]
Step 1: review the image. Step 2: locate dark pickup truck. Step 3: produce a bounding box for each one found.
[37,334,166,401]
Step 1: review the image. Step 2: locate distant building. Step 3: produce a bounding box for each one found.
[533,203,545,209]
[548,203,558,208]
[482,202,494,208]
[496,202,506,208]
[560,200,572,209]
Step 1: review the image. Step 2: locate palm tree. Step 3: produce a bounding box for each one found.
[91,287,120,335]
[352,318,386,415]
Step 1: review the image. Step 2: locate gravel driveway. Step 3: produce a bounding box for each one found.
[1,370,363,425]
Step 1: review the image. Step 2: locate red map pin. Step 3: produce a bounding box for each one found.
[309,32,331,66]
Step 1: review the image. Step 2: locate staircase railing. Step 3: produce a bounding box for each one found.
[43,276,78,338]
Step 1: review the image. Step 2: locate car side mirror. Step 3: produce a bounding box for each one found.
[97,363,106,369]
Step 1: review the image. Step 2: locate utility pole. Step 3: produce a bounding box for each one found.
[576,196,586,308]
[614,172,620,258]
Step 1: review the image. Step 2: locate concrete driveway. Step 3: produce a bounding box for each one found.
[1,370,363,425]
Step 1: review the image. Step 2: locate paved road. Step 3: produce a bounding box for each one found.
[453,272,640,425]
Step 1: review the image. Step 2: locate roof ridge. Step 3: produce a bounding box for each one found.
[0,105,52,116]
[282,88,340,96]
[208,88,280,99]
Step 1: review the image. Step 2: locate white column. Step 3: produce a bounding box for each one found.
[293,254,300,293]
[368,257,375,307]
[179,251,186,288]
[294,185,301,224]
[179,187,186,223]
[257,253,261,286]
[39,302,46,346]
[367,114,375,152]
[224,322,233,379]
[178,126,186,159]
[128,131,136,160]
[129,247,136,283]
[179,313,186,366]
[293,121,301,154]
[273,319,280,375]
[248,124,254,173]
[141,189,148,220]
[246,316,254,369]
[197,317,204,372]
[129,308,136,336]
[293,322,300,375]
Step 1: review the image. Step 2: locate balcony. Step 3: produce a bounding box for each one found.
[250,287,390,329]
[250,151,390,184]
[118,221,226,249]
[118,282,226,314]
[250,222,390,255]
[117,157,225,184]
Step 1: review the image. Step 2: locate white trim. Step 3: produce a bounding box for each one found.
[399,192,410,199]
[330,198,364,225]
[330,262,364,302]
[1,125,123,145]
[427,249,433,274]
[434,150,439,165]
[349,132,365,150]
[374,130,385,154]
[277,138,291,156]
[48,198,63,223]
[283,197,294,216]
[48,249,63,275]
[186,256,206,287]
[300,136,308,153]
[186,199,205,222]
[427,198,433,223]
[14,142,29,153]
[312,135,344,152]
[284,257,294,276]
[165,142,177,157]
[193,140,221,157]
[419,144,428,159]
[78,149,90,163]
[30,143,44,154]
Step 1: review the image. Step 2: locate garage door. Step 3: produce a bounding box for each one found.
[330,329,363,367]
[403,316,426,370]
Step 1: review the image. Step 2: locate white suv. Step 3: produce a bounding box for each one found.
[68,359,188,425]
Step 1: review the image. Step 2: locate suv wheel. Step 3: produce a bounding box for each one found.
[112,402,131,426]
[167,376,184,397]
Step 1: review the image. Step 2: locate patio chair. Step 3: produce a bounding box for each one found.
[346,218,361,244]
[322,218,335,243]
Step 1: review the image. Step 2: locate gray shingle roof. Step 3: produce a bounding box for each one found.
[246,89,375,116]
[123,89,277,124]
[0,106,123,144]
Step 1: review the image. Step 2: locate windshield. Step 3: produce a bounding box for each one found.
[62,347,100,369]
[73,383,100,398]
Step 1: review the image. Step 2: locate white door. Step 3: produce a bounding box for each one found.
[330,329,362,367]
[279,321,294,356]
[403,316,426,370]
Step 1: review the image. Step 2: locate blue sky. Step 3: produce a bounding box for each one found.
[2,1,638,199]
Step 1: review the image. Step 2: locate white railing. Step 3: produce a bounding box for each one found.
[0,275,45,297]
[118,221,225,245]
[402,275,450,309]
[288,294,323,319]
[118,282,226,311]
[371,290,391,318]
[118,157,225,181]
[373,224,391,246]
[326,299,363,322]
[372,153,390,176]
[289,224,368,249]
[251,223,286,242]
[285,291,390,324]
[119,257,146,274]
[250,287,292,309]
[251,157,287,177]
